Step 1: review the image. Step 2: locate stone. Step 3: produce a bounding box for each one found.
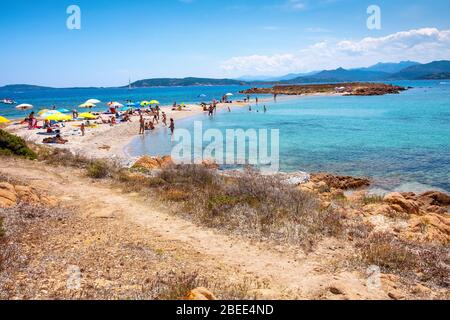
[388,290,405,300]
[201,159,220,170]
[311,173,370,190]
[329,286,345,295]
[419,191,450,207]
[185,287,217,301]
[133,156,166,170]
[384,193,420,215]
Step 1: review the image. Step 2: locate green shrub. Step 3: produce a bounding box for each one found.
[87,160,110,179]
[0,130,37,160]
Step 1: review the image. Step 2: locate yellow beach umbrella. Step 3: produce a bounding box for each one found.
[45,114,72,121]
[140,101,150,107]
[79,112,97,119]
[79,102,96,108]
[38,109,50,116]
[149,100,160,105]
[0,116,10,123]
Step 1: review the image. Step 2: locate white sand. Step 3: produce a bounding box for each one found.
[5,94,310,166]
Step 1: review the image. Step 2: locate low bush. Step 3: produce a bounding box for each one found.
[357,232,450,287]
[0,130,37,160]
[87,160,111,179]
[154,166,343,249]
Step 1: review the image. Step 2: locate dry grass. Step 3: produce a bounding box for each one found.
[356,232,450,287]
[151,166,343,250]
[362,194,385,205]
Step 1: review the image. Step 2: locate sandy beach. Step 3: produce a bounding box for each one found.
[4,94,306,165]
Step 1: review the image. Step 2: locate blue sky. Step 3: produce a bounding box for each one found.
[1,0,450,87]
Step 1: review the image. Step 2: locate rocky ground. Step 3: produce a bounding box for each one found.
[0,156,448,300]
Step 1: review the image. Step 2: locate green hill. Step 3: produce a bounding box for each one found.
[130,77,246,88]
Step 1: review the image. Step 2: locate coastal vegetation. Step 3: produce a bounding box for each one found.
[0,129,37,160]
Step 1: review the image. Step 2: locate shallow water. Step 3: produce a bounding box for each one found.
[126,81,450,193]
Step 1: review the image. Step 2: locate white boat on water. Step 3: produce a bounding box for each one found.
[1,98,16,105]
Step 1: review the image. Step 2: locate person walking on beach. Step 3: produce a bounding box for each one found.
[80,123,85,137]
[256,97,259,105]
[139,115,145,135]
[169,118,175,135]
[263,105,267,113]
[162,112,167,126]
[274,93,277,102]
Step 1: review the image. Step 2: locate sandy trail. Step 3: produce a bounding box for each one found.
[0,158,389,300]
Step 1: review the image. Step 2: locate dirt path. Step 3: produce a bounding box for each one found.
[0,158,390,300]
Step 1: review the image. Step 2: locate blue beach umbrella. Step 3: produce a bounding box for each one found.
[57,108,70,113]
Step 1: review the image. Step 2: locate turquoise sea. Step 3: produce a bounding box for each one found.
[1,81,449,192]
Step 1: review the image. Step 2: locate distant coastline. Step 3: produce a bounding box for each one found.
[1,59,450,91]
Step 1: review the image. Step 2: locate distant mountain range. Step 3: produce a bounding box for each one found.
[280,60,450,84]
[1,60,450,91]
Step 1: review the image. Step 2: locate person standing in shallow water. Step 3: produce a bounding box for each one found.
[162,112,167,126]
[139,115,145,135]
[169,118,175,135]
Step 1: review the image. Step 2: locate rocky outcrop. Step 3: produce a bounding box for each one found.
[310,173,370,190]
[132,156,174,170]
[185,287,217,300]
[0,181,58,208]
[240,83,406,97]
[383,193,420,215]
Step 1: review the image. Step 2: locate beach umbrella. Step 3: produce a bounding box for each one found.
[109,102,124,108]
[149,100,160,105]
[57,108,70,113]
[225,93,233,96]
[140,101,150,106]
[0,116,10,123]
[120,106,132,112]
[85,99,101,104]
[15,104,33,110]
[45,114,72,122]
[38,109,50,116]
[79,102,96,108]
[126,102,136,107]
[79,112,97,119]
[39,110,61,119]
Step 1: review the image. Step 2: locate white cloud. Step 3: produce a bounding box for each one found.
[221,28,450,76]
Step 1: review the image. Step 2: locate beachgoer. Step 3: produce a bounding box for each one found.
[162,112,167,126]
[80,123,85,136]
[139,115,145,134]
[263,105,267,113]
[169,118,175,135]
[256,97,259,105]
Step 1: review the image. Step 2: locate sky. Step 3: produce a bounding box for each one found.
[1,0,450,87]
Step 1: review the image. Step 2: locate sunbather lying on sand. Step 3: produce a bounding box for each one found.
[43,134,68,145]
